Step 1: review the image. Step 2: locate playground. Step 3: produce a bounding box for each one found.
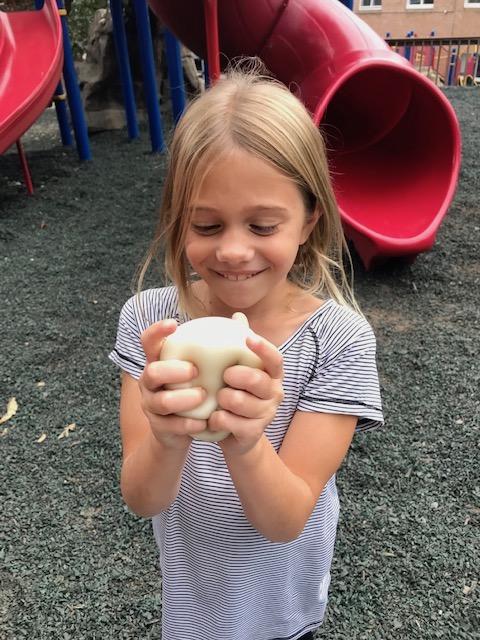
[0,1,479,639]
[0,86,477,638]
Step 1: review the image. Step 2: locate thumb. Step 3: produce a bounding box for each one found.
[141,319,177,364]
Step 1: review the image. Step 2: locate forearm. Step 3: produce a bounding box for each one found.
[121,432,189,517]
[222,435,317,542]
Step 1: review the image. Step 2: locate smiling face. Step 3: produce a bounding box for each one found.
[184,148,319,318]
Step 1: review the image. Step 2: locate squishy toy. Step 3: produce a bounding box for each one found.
[160,313,263,442]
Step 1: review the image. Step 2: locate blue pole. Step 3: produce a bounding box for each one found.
[404,31,413,61]
[56,0,91,160]
[53,81,73,146]
[132,0,164,152]
[204,60,210,89]
[109,0,139,140]
[447,47,457,86]
[164,29,186,123]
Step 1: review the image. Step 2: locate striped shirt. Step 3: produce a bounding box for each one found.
[109,286,383,640]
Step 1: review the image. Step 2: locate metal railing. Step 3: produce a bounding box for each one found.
[386,37,480,87]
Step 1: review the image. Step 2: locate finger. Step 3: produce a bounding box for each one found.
[149,415,208,445]
[142,359,198,391]
[146,386,206,416]
[163,415,208,436]
[208,410,257,436]
[246,335,283,380]
[141,319,177,363]
[223,366,272,400]
[216,387,264,418]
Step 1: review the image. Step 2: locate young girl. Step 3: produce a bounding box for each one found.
[110,62,383,640]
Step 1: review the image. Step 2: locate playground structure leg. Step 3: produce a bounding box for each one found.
[16,140,34,196]
[53,80,73,147]
[164,29,187,123]
[56,0,91,160]
[203,0,220,84]
[109,0,140,141]
[132,0,165,152]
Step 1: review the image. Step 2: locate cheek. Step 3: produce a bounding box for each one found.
[184,240,217,276]
[269,236,301,266]
[184,238,203,266]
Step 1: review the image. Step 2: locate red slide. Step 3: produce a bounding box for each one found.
[0,0,63,155]
[149,0,461,267]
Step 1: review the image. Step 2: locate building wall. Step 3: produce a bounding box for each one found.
[354,0,480,38]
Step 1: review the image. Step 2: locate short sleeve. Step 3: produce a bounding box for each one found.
[108,296,147,379]
[297,319,383,433]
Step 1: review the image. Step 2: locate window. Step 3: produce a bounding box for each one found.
[407,0,434,8]
[464,0,480,7]
[359,0,382,9]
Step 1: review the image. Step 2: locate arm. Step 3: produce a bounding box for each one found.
[222,411,357,542]
[207,335,357,542]
[119,372,191,517]
[118,321,209,518]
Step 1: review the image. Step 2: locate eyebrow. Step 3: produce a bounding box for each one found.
[190,205,289,214]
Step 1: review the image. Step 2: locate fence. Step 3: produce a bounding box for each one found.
[386,37,480,87]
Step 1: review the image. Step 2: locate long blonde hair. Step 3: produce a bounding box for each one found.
[137,59,359,316]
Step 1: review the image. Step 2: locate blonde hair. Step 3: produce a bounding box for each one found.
[137,59,359,316]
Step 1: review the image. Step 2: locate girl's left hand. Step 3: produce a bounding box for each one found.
[207,336,284,456]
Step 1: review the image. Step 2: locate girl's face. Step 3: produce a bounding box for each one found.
[184,148,318,318]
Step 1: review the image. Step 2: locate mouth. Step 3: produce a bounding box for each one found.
[215,270,265,281]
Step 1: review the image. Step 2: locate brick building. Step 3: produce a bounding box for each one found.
[354,0,480,38]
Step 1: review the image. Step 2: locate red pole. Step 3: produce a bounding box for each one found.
[16,139,34,195]
[203,0,220,83]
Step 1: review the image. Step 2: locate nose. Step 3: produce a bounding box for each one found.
[215,229,255,264]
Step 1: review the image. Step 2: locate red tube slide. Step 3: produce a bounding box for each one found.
[149,0,461,267]
[0,1,63,155]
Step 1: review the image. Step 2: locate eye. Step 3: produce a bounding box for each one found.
[191,224,221,235]
[250,224,278,235]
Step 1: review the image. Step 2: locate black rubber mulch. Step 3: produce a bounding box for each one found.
[0,88,478,639]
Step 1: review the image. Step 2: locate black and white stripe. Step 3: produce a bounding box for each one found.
[109,286,383,640]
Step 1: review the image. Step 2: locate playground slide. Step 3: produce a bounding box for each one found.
[0,0,63,155]
[149,0,461,267]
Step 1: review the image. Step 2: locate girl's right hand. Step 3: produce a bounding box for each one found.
[139,319,208,450]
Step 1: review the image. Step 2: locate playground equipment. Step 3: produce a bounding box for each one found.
[0,0,90,193]
[1,0,461,267]
[390,36,480,87]
[147,0,461,268]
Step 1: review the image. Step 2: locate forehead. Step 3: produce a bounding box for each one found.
[191,148,304,211]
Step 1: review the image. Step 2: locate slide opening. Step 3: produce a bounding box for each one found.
[321,67,458,239]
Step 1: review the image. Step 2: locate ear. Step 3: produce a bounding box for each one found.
[300,207,321,245]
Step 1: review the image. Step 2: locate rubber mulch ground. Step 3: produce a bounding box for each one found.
[0,88,478,639]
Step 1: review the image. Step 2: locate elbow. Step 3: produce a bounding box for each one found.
[120,483,172,519]
[266,529,303,544]
[257,502,315,543]
[260,520,306,544]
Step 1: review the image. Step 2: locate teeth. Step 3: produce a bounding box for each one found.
[220,273,257,281]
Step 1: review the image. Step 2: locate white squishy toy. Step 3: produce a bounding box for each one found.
[160,312,263,442]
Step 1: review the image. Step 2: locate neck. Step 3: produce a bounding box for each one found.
[187,279,309,322]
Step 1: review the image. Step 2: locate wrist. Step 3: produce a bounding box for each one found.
[149,430,191,455]
[220,433,268,465]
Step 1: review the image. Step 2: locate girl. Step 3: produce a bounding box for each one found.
[110,62,383,640]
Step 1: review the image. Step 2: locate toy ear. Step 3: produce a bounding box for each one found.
[232,311,249,326]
